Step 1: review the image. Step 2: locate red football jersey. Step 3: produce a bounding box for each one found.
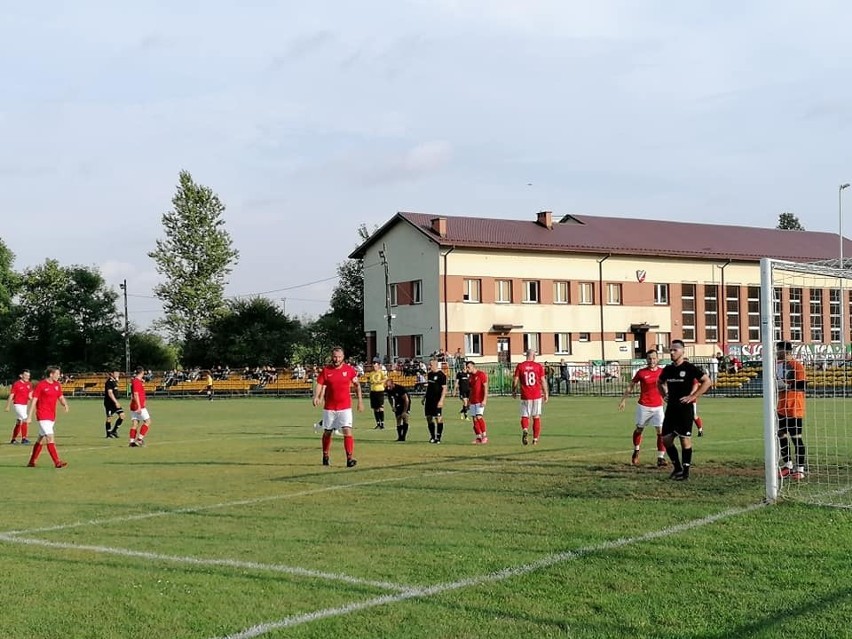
[32,380,63,421]
[468,370,488,404]
[11,379,32,405]
[317,364,359,410]
[131,377,146,410]
[514,361,545,400]
[631,366,664,407]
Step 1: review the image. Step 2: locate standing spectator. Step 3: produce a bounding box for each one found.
[26,366,69,468]
[776,340,807,479]
[367,360,388,430]
[312,347,363,467]
[559,359,571,395]
[129,366,152,447]
[385,378,411,442]
[466,361,489,444]
[657,341,711,481]
[456,365,471,420]
[424,359,448,443]
[5,369,33,444]
[513,350,548,446]
[103,370,124,439]
[205,371,214,400]
[619,350,666,467]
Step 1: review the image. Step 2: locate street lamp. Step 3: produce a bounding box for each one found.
[840,183,850,268]
[119,280,130,384]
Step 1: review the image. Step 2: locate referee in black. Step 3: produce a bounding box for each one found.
[424,359,448,443]
[657,340,711,480]
[103,370,124,439]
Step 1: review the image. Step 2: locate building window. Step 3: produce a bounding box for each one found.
[523,333,540,352]
[726,285,740,343]
[553,281,569,304]
[789,287,802,342]
[390,283,398,307]
[523,280,540,303]
[704,284,718,343]
[413,334,423,357]
[774,287,784,342]
[555,332,572,354]
[495,279,512,303]
[463,279,481,303]
[412,280,422,304]
[579,282,595,305]
[614,332,626,342]
[606,283,622,305]
[747,286,761,342]
[830,288,841,342]
[655,332,670,352]
[682,284,696,342]
[810,289,823,343]
[464,333,482,356]
[654,284,669,305]
[578,332,591,342]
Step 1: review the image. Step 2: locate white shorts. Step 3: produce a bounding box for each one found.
[322,408,353,432]
[519,399,543,418]
[469,403,485,417]
[14,404,28,421]
[131,408,151,422]
[635,405,664,429]
[37,420,55,437]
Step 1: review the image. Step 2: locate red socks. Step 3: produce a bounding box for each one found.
[532,417,541,440]
[139,424,149,438]
[344,435,354,459]
[322,431,332,455]
[520,416,530,431]
[20,422,28,438]
[28,442,43,465]
[47,443,60,465]
[633,431,642,447]
[129,428,138,441]
[11,424,20,440]
[656,433,665,452]
[694,416,703,428]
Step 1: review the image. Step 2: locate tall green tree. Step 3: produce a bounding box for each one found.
[777,212,805,230]
[149,170,240,343]
[9,260,122,371]
[0,238,20,376]
[130,331,180,371]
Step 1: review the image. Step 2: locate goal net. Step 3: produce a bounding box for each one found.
[760,258,852,507]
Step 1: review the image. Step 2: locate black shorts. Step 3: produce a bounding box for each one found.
[424,401,442,417]
[458,389,470,400]
[662,409,693,438]
[104,403,123,418]
[369,391,385,410]
[777,416,803,437]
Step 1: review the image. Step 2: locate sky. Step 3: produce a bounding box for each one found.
[3,0,852,329]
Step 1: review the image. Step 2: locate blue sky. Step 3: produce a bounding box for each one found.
[3,1,852,327]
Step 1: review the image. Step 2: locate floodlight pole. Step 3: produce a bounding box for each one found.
[119,279,131,386]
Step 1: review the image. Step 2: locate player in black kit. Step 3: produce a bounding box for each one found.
[424,359,448,443]
[657,341,711,480]
[385,378,411,442]
[103,370,124,439]
[455,367,471,420]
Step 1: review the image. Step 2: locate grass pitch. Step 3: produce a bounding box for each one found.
[0,396,850,639]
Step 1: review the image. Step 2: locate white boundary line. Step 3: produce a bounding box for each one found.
[211,501,768,639]
[0,533,412,592]
[0,473,456,537]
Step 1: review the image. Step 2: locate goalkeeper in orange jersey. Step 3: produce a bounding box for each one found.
[776,341,806,480]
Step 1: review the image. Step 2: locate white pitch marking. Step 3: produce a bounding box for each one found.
[211,501,768,639]
[1,473,457,537]
[0,534,412,592]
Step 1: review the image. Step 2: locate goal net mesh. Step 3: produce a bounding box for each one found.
[762,258,852,508]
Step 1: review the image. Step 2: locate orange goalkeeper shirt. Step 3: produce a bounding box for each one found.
[776,359,806,418]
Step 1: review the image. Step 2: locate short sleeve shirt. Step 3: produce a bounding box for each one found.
[11,379,32,406]
[514,361,545,400]
[468,370,488,404]
[631,367,663,407]
[33,379,63,421]
[317,364,359,410]
[659,362,705,414]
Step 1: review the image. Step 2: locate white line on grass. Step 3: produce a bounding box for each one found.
[0,473,456,537]
[0,534,412,592]
[210,501,768,639]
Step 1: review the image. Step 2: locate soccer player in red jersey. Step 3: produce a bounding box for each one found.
[465,361,489,444]
[619,350,666,467]
[129,366,152,447]
[5,369,33,444]
[26,366,69,468]
[512,349,548,445]
[312,347,364,467]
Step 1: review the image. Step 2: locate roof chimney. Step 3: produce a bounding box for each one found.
[431,217,447,237]
[536,210,553,230]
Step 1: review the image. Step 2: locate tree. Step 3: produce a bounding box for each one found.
[149,170,240,343]
[130,331,180,371]
[9,260,122,371]
[0,238,20,376]
[183,297,302,367]
[777,212,805,230]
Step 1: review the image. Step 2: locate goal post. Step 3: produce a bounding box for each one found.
[760,257,852,507]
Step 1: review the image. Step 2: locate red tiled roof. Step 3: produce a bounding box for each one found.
[350,211,852,262]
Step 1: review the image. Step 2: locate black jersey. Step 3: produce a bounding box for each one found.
[659,361,705,412]
[386,384,410,412]
[425,370,447,401]
[456,371,470,394]
[104,376,120,405]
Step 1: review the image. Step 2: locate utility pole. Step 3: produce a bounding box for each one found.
[280,297,287,315]
[379,244,394,365]
[119,279,131,393]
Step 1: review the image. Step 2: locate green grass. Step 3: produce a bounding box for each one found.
[1,397,851,639]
